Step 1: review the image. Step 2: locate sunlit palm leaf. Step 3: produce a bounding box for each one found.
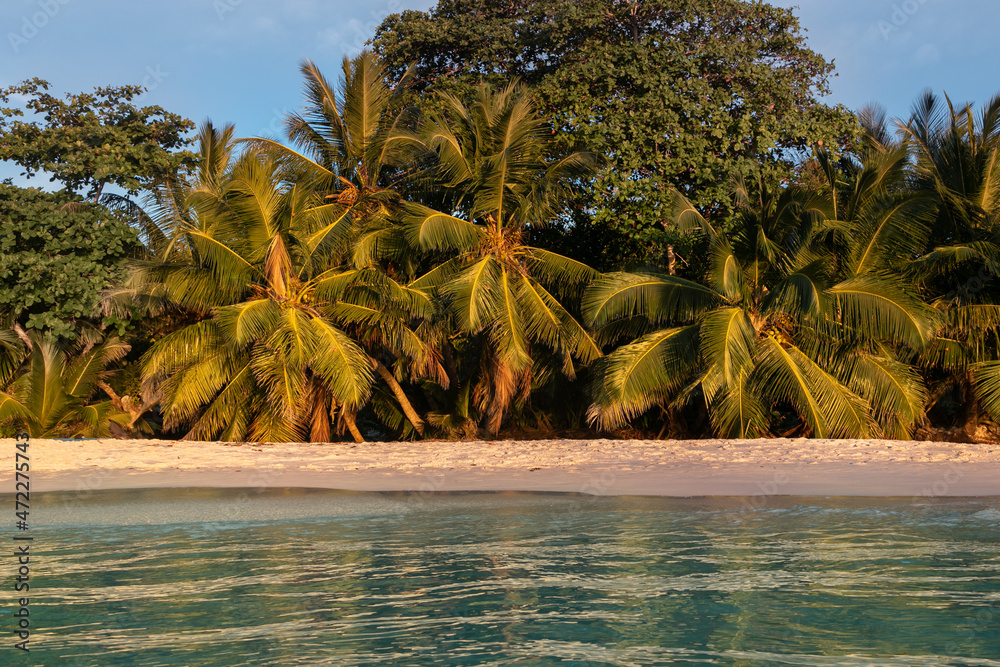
[523,248,598,289]
[445,256,503,333]
[489,268,530,370]
[699,308,757,386]
[309,318,374,409]
[216,299,282,347]
[402,202,483,252]
[711,370,770,438]
[839,351,926,438]
[829,276,937,348]
[584,272,720,329]
[588,326,700,429]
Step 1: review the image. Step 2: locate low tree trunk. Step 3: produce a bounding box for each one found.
[371,357,425,436]
[342,409,364,443]
[96,380,158,430]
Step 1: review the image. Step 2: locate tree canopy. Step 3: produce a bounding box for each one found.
[0,78,195,199]
[374,0,859,263]
[0,183,140,339]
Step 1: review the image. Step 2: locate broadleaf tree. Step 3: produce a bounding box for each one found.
[0,183,141,339]
[0,78,196,200]
[374,0,859,264]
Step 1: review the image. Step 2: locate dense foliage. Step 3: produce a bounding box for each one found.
[0,184,140,339]
[8,1,1000,443]
[0,78,195,199]
[0,332,131,438]
[374,0,858,264]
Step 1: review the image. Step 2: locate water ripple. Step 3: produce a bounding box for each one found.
[5,491,1000,665]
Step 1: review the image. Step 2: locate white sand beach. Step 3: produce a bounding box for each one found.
[4,436,999,497]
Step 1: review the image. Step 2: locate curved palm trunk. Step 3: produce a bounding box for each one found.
[371,357,425,436]
[344,415,364,443]
[328,396,365,443]
[341,407,365,443]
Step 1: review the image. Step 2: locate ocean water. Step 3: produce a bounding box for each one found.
[4,488,1000,666]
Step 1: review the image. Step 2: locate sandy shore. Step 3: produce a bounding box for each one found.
[3,436,1000,497]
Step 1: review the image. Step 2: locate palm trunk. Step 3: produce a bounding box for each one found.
[309,387,332,443]
[96,380,158,430]
[342,409,364,443]
[371,357,425,436]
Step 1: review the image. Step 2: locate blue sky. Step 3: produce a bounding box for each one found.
[1,0,997,187]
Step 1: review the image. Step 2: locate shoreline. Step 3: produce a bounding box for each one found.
[3,437,998,497]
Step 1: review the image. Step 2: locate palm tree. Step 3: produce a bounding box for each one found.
[0,332,130,438]
[244,50,426,275]
[101,120,244,329]
[118,52,444,442]
[896,91,1000,436]
[584,172,935,439]
[401,81,602,434]
[242,50,440,438]
[136,146,380,442]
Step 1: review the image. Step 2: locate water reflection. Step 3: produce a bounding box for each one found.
[5,490,1000,665]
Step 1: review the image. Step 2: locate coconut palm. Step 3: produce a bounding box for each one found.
[896,91,1000,435]
[402,81,602,434]
[101,121,241,319]
[240,50,443,437]
[0,332,130,438]
[106,120,238,261]
[119,52,445,442]
[244,49,426,275]
[136,146,389,443]
[584,173,935,439]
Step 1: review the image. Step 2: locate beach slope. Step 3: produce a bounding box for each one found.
[3,437,999,497]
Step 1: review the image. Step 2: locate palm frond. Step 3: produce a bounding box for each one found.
[402,202,483,252]
[216,299,282,347]
[0,392,32,425]
[974,360,1000,422]
[445,256,503,334]
[587,326,700,429]
[309,318,374,409]
[699,308,757,386]
[518,278,602,365]
[710,369,770,438]
[584,272,721,329]
[839,351,926,439]
[523,248,597,289]
[828,276,938,347]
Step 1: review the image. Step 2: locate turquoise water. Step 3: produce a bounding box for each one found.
[4,489,1000,666]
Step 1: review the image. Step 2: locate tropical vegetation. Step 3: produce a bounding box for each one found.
[5,0,1000,444]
